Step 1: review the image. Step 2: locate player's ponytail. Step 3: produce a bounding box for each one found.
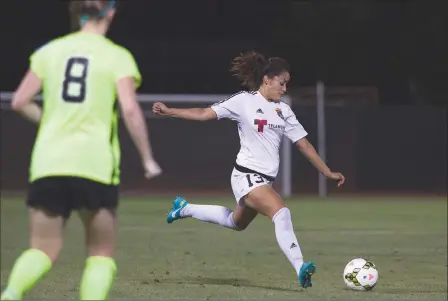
[69,0,116,29]
[229,51,266,91]
[229,51,290,91]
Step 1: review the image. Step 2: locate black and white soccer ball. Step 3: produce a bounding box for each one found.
[343,258,378,291]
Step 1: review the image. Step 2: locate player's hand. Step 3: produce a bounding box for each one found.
[327,172,345,187]
[152,102,171,116]
[143,159,162,179]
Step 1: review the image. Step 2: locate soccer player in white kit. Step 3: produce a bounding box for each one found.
[152,51,345,289]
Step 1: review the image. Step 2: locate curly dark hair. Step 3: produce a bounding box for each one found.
[229,51,290,90]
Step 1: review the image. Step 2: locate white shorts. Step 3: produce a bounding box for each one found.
[231,167,274,205]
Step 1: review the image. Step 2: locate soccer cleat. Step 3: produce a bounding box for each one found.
[298,261,316,288]
[166,196,189,224]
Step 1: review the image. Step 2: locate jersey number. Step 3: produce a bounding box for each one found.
[246,174,265,188]
[62,57,89,103]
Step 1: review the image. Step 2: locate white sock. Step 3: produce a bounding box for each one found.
[272,207,304,274]
[181,204,240,230]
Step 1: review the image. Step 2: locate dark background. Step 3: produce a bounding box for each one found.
[0,0,446,196]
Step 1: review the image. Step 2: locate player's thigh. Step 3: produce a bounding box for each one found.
[243,185,286,219]
[232,203,258,230]
[231,168,283,219]
[70,177,119,256]
[231,168,271,206]
[28,207,65,261]
[26,177,69,260]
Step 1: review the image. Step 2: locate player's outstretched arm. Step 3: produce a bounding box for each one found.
[295,137,345,187]
[152,102,217,121]
[11,70,42,124]
[117,77,162,179]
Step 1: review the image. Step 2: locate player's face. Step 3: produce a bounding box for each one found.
[266,72,290,101]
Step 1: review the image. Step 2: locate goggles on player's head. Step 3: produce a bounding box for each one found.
[80,0,116,26]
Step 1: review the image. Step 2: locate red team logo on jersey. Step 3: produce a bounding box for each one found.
[254,119,267,132]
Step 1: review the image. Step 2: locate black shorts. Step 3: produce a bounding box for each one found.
[27,176,119,218]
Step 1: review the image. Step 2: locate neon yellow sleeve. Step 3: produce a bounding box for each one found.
[114,48,142,88]
[29,46,46,80]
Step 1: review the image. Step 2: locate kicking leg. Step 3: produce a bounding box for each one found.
[166,197,257,231]
[243,185,316,288]
[1,207,64,300]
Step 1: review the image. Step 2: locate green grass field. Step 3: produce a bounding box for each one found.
[1,195,447,300]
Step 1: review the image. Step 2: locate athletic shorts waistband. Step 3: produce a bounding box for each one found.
[234,163,276,182]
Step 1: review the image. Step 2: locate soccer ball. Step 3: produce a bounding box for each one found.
[343,258,378,291]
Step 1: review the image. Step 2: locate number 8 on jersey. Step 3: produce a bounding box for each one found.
[62,57,89,103]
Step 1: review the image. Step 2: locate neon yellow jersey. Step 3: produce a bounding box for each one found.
[29,32,141,185]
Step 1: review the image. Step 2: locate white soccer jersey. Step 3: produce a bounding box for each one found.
[211,91,308,178]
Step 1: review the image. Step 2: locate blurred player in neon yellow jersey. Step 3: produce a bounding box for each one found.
[1,1,161,300]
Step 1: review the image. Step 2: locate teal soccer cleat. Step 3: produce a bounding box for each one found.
[298,261,316,288]
[166,197,189,224]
